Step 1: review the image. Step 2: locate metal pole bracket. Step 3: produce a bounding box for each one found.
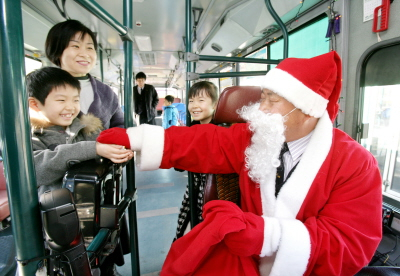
[185,52,199,62]
[120,27,134,42]
[186,72,199,81]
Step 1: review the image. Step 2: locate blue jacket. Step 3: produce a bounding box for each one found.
[163,105,179,129]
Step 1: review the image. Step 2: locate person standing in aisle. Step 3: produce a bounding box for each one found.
[162,95,179,129]
[133,72,159,125]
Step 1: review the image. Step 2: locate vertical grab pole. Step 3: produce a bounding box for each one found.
[264,0,289,59]
[185,0,198,227]
[123,0,140,275]
[99,44,104,82]
[0,0,45,275]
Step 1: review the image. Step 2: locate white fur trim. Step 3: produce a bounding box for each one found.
[258,111,332,275]
[127,127,143,151]
[259,112,332,219]
[259,167,278,217]
[262,69,329,118]
[260,217,281,257]
[260,219,310,276]
[276,111,332,218]
[126,124,164,171]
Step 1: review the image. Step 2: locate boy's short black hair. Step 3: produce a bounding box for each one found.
[45,20,98,67]
[165,95,175,103]
[188,81,219,104]
[26,67,81,105]
[135,72,147,80]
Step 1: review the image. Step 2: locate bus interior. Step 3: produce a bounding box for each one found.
[1,0,400,275]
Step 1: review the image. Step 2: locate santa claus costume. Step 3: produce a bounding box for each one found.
[97,51,382,276]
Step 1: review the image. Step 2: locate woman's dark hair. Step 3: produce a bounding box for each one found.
[45,20,98,67]
[188,81,219,104]
[26,67,81,105]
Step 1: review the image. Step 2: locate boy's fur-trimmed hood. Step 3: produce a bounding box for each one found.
[30,110,103,135]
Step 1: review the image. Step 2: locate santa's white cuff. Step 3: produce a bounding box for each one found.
[261,219,310,276]
[260,216,281,257]
[126,124,164,171]
[127,127,143,150]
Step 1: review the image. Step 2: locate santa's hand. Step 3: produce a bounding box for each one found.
[223,211,264,256]
[97,127,131,149]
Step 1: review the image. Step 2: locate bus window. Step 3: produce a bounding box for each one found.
[270,15,329,59]
[237,15,329,87]
[359,43,400,198]
[239,47,268,86]
[25,56,42,75]
[219,65,234,91]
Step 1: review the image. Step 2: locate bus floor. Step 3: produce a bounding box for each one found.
[117,167,188,276]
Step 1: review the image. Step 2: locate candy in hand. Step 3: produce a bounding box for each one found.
[96,127,131,149]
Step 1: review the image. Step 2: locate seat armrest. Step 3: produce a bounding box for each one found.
[354,266,400,276]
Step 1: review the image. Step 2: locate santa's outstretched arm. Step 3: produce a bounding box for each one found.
[97,125,164,171]
[97,124,250,173]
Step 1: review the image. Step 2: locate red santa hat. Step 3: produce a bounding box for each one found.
[261,51,342,122]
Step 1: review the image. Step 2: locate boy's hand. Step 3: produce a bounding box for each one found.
[96,143,134,163]
[97,127,131,149]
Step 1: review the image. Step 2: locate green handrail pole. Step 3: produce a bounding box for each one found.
[0,0,45,275]
[264,0,288,59]
[99,44,104,82]
[198,55,280,64]
[74,0,128,37]
[185,0,198,227]
[123,0,140,276]
[199,71,269,79]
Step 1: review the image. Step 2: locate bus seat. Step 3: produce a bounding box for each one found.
[213,86,262,125]
[204,86,261,205]
[62,159,123,245]
[0,161,10,222]
[354,266,400,276]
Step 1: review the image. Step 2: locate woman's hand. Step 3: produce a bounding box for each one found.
[96,142,134,163]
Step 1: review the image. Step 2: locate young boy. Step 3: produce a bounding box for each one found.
[27,67,133,195]
[162,95,179,129]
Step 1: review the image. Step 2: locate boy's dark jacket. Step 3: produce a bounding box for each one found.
[30,112,102,195]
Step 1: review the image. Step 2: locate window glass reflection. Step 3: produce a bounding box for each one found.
[361,85,400,192]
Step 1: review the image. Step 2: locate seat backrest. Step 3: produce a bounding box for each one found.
[0,161,5,190]
[62,159,122,245]
[203,86,261,205]
[213,86,262,124]
[157,97,182,111]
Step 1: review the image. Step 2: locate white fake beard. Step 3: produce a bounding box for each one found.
[238,103,286,187]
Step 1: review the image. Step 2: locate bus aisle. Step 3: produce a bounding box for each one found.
[118,167,188,275]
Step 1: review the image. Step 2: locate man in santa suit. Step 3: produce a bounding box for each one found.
[98,51,382,275]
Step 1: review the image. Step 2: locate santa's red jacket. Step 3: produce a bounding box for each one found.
[126,112,382,276]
